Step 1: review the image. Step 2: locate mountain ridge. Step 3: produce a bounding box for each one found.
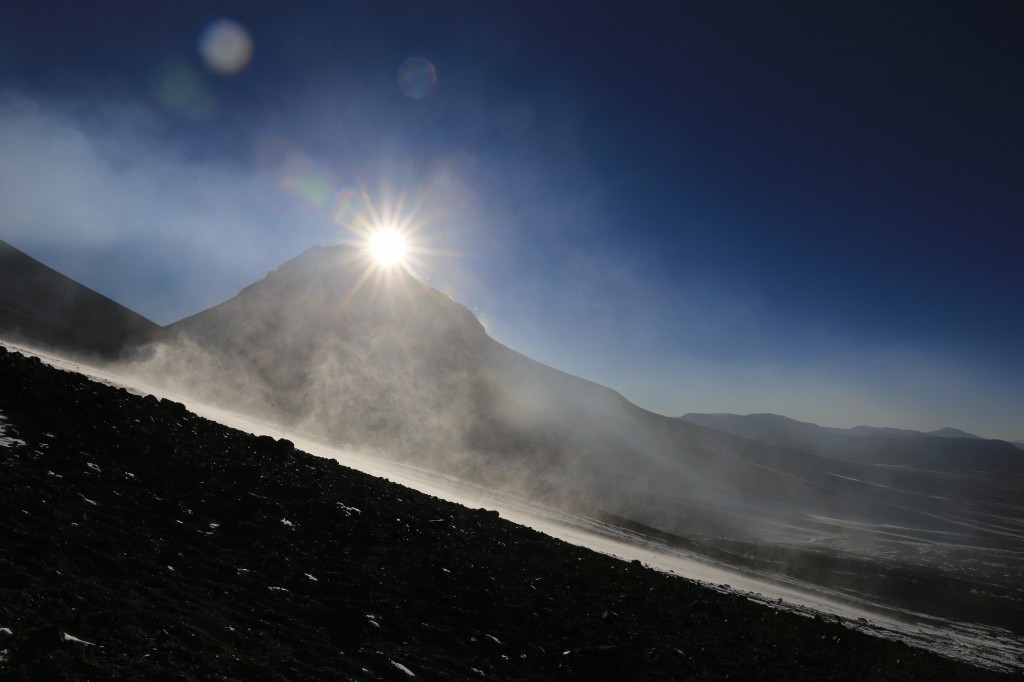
[682,411,987,441]
[0,239,159,358]
[679,412,1021,472]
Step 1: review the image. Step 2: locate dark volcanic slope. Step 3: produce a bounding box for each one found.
[0,347,1012,681]
[0,240,158,359]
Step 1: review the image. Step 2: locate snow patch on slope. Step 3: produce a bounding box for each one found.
[0,411,25,448]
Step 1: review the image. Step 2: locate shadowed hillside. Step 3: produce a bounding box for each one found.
[0,240,158,359]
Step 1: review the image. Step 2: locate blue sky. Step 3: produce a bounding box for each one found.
[2,1,1022,439]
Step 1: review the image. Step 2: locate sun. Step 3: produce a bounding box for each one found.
[367,228,408,266]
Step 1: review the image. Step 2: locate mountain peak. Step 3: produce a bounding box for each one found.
[926,427,981,440]
[210,242,485,336]
[238,243,394,295]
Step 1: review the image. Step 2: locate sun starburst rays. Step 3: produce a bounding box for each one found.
[368,228,407,266]
[327,182,440,307]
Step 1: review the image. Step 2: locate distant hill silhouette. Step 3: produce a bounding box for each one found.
[923,426,982,439]
[679,412,1020,473]
[842,424,981,439]
[0,239,158,359]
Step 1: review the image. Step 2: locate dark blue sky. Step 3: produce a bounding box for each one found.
[2,1,1022,438]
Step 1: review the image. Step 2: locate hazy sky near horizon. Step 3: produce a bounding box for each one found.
[1,2,1022,439]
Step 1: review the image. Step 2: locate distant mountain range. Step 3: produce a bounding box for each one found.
[679,412,1022,472]
[844,424,981,439]
[681,411,987,442]
[0,239,158,358]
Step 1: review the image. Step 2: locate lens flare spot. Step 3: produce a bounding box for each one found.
[397,57,437,99]
[332,188,361,225]
[199,19,253,76]
[368,228,408,266]
[150,59,216,120]
[272,148,337,208]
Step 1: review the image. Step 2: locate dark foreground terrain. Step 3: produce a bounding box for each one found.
[0,346,1015,681]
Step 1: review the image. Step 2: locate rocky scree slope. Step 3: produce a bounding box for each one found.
[0,345,1013,681]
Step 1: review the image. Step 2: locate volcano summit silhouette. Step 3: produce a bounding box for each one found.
[144,245,649,485]
[131,246,1023,556]
[137,245,882,530]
